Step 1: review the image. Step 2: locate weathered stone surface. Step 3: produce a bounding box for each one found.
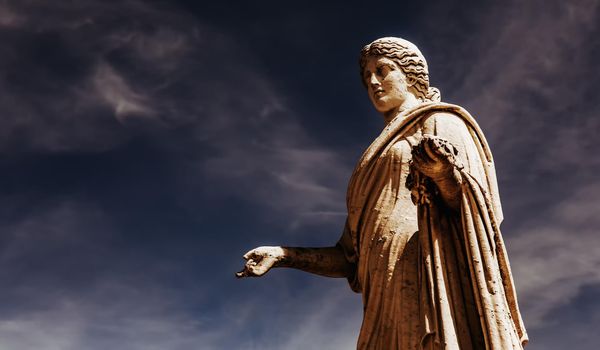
[238,37,528,350]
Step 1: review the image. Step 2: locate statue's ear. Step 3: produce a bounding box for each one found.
[406,76,417,87]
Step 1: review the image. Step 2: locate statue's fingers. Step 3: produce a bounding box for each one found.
[422,134,443,147]
[236,262,264,278]
[236,262,256,278]
[433,137,457,158]
[411,155,430,174]
[235,268,249,278]
[254,257,277,276]
[435,138,453,157]
[411,151,424,167]
[423,139,442,162]
[242,249,256,260]
[243,249,265,261]
[412,144,432,164]
[239,264,262,277]
[413,146,437,168]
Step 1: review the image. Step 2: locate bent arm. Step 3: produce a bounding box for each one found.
[412,112,485,211]
[237,245,353,278]
[411,135,463,211]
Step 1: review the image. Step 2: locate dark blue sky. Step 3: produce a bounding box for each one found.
[0,0,599,349]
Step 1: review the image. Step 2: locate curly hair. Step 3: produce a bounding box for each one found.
[359,37,441,102]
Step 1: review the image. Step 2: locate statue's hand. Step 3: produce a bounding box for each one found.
[411,135,463,182]
[236,246,285,278]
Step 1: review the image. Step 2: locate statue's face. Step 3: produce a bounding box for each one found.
[362,55,412,114]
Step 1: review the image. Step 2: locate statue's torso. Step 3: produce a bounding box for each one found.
[353,124,424,349]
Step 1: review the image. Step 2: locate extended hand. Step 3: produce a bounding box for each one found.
[411,135,463,181]
[236,246,285,278]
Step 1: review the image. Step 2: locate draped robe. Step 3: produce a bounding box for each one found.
[337,102,528,349]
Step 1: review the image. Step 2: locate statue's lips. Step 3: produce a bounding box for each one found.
[374,90,385,99]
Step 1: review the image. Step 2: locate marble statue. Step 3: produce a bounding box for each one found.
[237,37,528,350]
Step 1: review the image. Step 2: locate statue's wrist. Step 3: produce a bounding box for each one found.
[431,160,463,183]
[274,247,292,267]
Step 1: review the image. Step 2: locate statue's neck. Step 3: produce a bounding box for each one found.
[383,94,421,125]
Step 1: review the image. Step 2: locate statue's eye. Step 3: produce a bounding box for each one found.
[377,65,391,77]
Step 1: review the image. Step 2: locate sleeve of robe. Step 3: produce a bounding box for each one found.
[415,112,528,349]
[337,219,361,293]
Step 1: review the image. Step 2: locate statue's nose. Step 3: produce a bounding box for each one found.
[369,73,381,88]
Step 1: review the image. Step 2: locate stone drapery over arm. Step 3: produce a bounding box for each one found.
[409,108,528,349]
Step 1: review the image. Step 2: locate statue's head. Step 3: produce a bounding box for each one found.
[359,37,440,114]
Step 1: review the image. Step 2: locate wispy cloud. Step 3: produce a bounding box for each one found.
[0,278,362,350]
[0,199,110,264]
[0,0,349,221]
[0,1,23,27]
[0,279,224,350]
[275,288,361,350]
[212,280,362,350]
[0,195,360,349]
[92,62,155,123]
[450,0,600,151]
[508,182,600,328]
[200,142,348,217]
[0,0,203,152]
[0,197,217,350]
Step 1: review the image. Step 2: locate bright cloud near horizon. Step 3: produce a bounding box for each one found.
[0,0,598,349]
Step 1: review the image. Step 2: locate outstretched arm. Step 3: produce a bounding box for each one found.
[236,245,352,278]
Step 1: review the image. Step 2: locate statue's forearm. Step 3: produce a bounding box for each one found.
[275,246,353,278]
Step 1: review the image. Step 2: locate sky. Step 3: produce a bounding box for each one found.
[0,0,598,349]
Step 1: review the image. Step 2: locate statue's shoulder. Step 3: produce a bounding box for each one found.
[420,108,472,138]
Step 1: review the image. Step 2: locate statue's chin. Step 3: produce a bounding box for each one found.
[373,101,395,114]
